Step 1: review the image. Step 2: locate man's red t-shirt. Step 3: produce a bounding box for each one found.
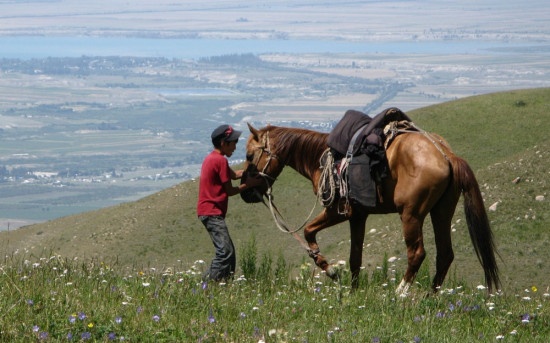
[197,150,231,217]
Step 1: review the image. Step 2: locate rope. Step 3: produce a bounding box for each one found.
[410,122,450,162]
[384,121,449,161]
[259,175,313,252]
[317,148,336,207]
[254,134,323,253]
[262,175,318,235]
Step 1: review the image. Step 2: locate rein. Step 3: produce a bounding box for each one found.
[262,186,315,252]
[252,131,318,252]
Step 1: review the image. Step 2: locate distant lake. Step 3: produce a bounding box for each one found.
[0,37,543,59]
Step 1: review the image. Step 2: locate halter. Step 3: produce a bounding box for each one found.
[251,132,280,178]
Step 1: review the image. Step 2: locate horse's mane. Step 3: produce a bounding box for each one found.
[265,126,328,177]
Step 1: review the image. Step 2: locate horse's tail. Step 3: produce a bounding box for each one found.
[450,155,500,292]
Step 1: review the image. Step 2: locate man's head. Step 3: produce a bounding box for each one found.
[211,125,242,148]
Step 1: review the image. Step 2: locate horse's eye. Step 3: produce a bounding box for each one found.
[246,153,254,162]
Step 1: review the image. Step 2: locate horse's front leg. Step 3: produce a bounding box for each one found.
[304,205,348,279]
[349,211,368,289]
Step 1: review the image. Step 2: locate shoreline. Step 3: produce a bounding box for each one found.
[0,218,42,231]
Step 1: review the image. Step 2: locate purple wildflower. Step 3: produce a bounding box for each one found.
[68,315,76,324]
[449,303,455,312]
[522,313,530,324]
[27,299,34,306]
[253,327,261,338]
[464,305,480,312]
[202,281,208,290]
[373,337,381,343]
[33,325,39,332]
[153,315,160,322]
[67,332,73,341]
[137,306,143,314]
[208,308,215,323]
[115,316,122,324]
[414,337,421,343]
[108,332,117,341]
[436,312,446,318]
[81,332,91,340]
[208,311,215,323]
[239,312,247,318]
[78,312,86,320]
[39,331,49,340]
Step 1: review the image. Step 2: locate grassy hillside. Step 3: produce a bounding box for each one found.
[1,88,549,292]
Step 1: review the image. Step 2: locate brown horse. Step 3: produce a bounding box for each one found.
[242,122,500,294]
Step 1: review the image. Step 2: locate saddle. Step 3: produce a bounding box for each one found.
[327,107,413,156]
[321,107,415,209]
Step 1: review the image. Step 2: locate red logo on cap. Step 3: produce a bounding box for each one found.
[225,126,233,137]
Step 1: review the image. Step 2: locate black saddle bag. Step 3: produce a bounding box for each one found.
[348,154,376,208]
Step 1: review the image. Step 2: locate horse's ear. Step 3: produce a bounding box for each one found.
[247,123,260,141]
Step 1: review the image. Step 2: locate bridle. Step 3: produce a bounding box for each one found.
[248,130,317,252]
[249,132,280,180]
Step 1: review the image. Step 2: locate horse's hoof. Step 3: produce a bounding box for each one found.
[325,265,340,280]
[396,279,411,298]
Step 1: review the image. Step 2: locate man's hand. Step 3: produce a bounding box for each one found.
[232,169,244,180]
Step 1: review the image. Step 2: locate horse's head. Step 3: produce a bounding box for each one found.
[240,123,285,203]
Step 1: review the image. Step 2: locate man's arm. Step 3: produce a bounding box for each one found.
[223,180,250,196]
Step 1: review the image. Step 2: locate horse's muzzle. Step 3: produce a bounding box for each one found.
[240,169,264,203]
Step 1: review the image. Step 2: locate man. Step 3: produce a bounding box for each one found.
[197,124,261,281]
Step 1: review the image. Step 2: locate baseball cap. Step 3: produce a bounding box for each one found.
[211,125,242,142]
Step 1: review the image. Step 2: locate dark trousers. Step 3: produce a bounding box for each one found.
[199,215,236,281]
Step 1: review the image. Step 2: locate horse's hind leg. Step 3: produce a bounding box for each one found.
[396,211,426,296]
[304,206,348,279]
[430,189,460,292]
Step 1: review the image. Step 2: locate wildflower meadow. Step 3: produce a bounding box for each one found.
[1,239,548,342]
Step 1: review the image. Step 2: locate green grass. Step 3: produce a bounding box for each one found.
[409,88,550,169]
[0,247,548,342]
